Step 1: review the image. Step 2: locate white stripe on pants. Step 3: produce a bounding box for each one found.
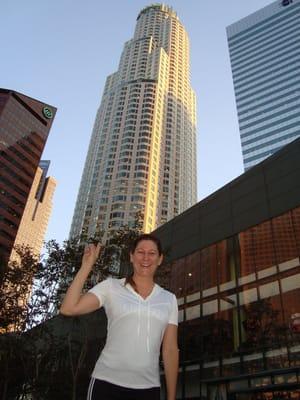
[87,377,96,400]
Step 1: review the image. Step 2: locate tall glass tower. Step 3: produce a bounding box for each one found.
[70,5,197,239]
[227,0,300,171]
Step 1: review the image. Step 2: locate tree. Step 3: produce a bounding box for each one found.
[240,298,288,351]
[0,238,107,399]
[0,245,41,333]
[0,251,7,284]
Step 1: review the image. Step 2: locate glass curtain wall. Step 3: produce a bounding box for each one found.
[166,206,300,399]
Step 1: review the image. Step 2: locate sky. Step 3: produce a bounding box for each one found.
[1,0,273,244]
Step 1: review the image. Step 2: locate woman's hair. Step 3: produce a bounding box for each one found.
[130,233,162,256]
[125,234,163,290]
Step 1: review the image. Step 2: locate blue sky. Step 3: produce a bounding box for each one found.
[1,0,273,243]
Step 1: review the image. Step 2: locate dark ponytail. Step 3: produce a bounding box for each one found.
[125,274,137,291]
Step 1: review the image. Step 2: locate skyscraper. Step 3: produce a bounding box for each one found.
[0,88,56,264]
[70,4,197,239]
[9,161,56,262]
[227,0,300,171]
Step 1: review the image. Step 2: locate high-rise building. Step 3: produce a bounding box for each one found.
[227,0,300,171]
[70,4,197,239]
[9,160,56,262]
[0,88,56,264]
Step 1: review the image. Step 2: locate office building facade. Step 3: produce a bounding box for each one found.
[154,137,300,400]
[70,4,197,239]
[9,160,56,262]
[227,0,300,170]
[0,88,56,264]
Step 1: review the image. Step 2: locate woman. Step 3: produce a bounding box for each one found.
[60,234,179,400]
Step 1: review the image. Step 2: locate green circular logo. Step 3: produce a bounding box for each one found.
[43,106,53,119]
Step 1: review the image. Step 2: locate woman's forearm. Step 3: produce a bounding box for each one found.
[59,265,91,315]
[163,348,179,400]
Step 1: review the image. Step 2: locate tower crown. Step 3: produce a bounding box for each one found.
[137,4,178,20]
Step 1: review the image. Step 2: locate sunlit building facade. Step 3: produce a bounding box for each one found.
[155,138,300,400]
[227,0,300,171]
[9,160,56,262]
[70,4,197,239]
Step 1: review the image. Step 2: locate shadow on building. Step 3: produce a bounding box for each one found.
[0,310,107,399]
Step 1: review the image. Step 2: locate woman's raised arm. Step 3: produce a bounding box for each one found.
[60,243,102,316]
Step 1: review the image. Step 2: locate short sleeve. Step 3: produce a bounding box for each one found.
[88,278,111,308]
[168,294,178,326]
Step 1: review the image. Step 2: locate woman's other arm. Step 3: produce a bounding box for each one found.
[60,243,101,316]
[162,324,179,400]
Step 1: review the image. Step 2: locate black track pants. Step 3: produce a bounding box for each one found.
[87,378,161,400]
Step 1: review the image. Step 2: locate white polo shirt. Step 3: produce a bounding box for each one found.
[88,277,178,389]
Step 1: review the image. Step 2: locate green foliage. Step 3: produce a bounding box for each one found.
[0,245,41,332]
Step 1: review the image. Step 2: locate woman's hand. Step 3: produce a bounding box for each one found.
[81,242,102,271]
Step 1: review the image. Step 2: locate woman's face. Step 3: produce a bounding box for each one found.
[130,239,163,279]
